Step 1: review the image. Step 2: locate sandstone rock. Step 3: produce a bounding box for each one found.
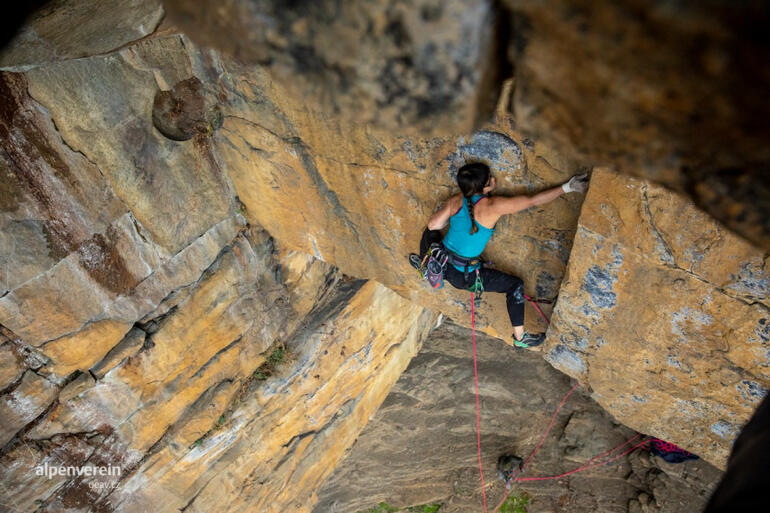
[0,437,92,513]
[23,35,235,255]
[163,0,770,248]
[89,328,146,380]
[58,371,96,404]
[3,29,583,344]
[0,370,58,446]
[0,342,24,390]
[2,195,434,513]
[0,0,165,69]
[0,4,765,512]
[220,95,584,338]
[92,281,434,513]
[546,168,769,468]
[0,71,129,295]
[38,319,132,381]
[26,231,288,447]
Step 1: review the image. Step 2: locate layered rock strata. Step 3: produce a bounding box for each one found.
[1,229,436,512]
[1,21,444,511]
[546,168,769,468]
[315,320,723,513]
[1,26,581,342]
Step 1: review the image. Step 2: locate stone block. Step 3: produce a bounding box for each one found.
[547,168,769,468]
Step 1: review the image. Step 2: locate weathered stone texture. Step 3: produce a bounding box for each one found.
[24,35,235,255]
[164,0,505,135]
[316,320,722,513]
[0,0,165,69]
[108,281,434,513]
[1,215,434,513]
[546,168,769,468]
[220,81,583,338]
[163,0,770,248]
[0,370,58,447]
[1,3,767,511]
[501,0,770,249]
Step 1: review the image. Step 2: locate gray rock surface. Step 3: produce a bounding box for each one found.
[315,320,722,513]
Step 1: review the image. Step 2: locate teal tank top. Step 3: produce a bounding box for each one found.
[442,195,495,271]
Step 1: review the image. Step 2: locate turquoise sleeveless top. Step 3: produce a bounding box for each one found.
[443,195,495,271]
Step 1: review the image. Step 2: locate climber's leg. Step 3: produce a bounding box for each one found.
[478,268,524,325]
[419,227,443,258]
[479,268,543,347]
[444,264,471,290]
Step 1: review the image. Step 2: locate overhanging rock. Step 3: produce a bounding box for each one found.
[546,168,769,468]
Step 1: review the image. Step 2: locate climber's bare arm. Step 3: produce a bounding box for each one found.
[427,193,463,230]
[488,185,565,218]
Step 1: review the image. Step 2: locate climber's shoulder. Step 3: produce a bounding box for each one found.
[448,193,463,214]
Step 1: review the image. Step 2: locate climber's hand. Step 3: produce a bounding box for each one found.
[561,173,589,193]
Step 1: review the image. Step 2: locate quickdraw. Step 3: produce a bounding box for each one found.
[468,268,484,307]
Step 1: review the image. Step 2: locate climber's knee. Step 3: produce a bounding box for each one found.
[512,282,525,304]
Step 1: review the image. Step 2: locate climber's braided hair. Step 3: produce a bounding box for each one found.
[456,162,490,235]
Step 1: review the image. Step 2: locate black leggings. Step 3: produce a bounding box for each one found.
[419,228,525,327]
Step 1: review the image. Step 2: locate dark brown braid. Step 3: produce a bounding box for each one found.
[466,194,478,235]
[456,163,490,235]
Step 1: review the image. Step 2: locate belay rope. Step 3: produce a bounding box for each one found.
[469,292,648,513]
[470,292,488,512]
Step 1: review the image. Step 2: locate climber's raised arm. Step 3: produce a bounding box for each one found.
[427,193,462,230]
[488,174,588,217]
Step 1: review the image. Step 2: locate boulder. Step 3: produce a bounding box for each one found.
[546,168,769,468]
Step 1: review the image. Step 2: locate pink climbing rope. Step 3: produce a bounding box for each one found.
[470,292,489,513]
[523,293,551,326]
[520,383,579,471]
[515,438,650,482]
[492,383,648,513]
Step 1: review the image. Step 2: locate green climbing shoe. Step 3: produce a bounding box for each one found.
[513,332,545,348]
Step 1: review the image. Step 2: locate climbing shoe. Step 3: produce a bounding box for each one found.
[513,331,545,348]
[409,253,423,271]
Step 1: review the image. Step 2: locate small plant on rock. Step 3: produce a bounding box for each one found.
[499,491,530,513]
[253,343,288,380]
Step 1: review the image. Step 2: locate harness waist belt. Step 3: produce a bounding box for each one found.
[443,246,481,268]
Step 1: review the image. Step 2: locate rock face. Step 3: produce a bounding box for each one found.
[0,0,165,68]
[0,1,768,511]
[220,103,582,339]
[1,18,441,511]
[546,168,769,468]
[502,0,770,249]
[315,320,723,513]
[0,230,436,512]
[164,0,770,249]
[163,0,508,135]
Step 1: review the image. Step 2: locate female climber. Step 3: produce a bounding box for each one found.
[410,162,588,348]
